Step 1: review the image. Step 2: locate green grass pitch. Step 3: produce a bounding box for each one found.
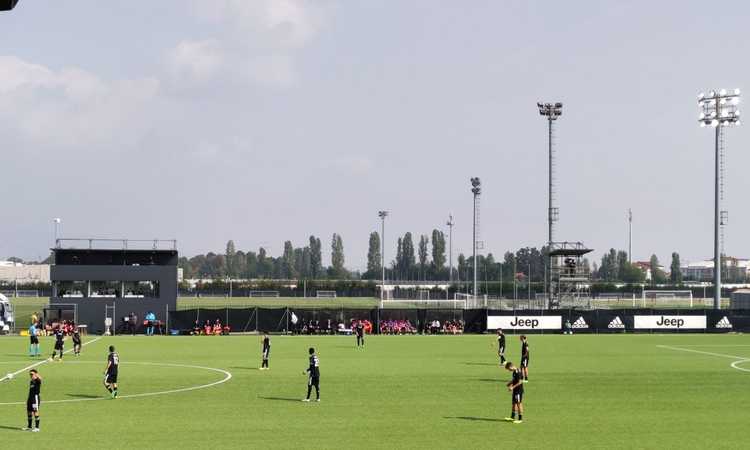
[0,333,748,449]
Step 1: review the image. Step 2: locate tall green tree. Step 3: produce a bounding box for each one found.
[309,235,322,278]
[418,234,429,280]
[616,250,629,281]
[431,229,446,277]
[258,247,269,278]
[401,232,416,279]
[282,241,296,278]
[366,231,381,279]
[649,254,666,284]
[670,252,683,284]
[225,240,236,277]
[457,253,467,281]
[330,233,346,278]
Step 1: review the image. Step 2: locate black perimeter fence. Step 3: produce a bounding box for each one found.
[168,308,750,334]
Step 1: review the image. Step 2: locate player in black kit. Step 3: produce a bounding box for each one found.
[503,361,524,424]
[103,345,119,398]
[520,335,529,382]
[51,328,64,361]
[72,329,82,356]
[23,369,41,432]
[302,347,320,402]
[496,329,506,365]
[260,333,270,370]
[355,320,365,348]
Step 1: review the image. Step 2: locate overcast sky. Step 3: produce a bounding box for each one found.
[1,1,748,271]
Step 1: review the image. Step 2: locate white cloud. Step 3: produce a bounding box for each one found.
[172,0,325,87]
[0,55,159,148]
[166,39,224,85]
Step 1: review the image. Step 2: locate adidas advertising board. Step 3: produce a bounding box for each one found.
[487,316,561,330]
[715,316,732,329]
[607,316,625,329]
[571,316,589,329]
[633,315,706,329]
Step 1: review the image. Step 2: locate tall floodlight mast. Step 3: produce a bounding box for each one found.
[698,88,740,310]
[537,101,562,306]
[378,211,388,301]
[470,178,481,299]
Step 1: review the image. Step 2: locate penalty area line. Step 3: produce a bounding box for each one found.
[0,336,103,383]
[656,344,750,374]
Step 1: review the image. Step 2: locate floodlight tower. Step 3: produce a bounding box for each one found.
[628,209,632,263]
[470,177,481,299]
[447,214,454,283]
[378,210,388,300]
[538,102,563,304]
[53,218,61,247]
[698,88,741,310]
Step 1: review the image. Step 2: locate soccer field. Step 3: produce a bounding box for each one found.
[0,333,748,449]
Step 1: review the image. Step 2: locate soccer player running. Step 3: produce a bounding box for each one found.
[302,347,320,402]
[50,327,64,361]
[23,369,42,432]
[72,329,82,356]
[260,333,270,370]
[496,329,506,365]
[355,320,365,348]
[503,361,524,424]
[29,322,40,357]
[103,345,119,398]
[520,335,530,382]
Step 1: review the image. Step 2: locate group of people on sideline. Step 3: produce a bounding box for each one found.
[191,319,231,336]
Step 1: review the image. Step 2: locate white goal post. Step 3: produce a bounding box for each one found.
[249,290,280,298]
[641,290,694,307]
[454,292,486,308]
[315,290,337,298]
[380,299,467,309]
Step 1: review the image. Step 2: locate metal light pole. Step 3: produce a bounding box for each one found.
[470,178,481,299]
[53,218,61,247]
[698,89,740,310]
[628,209,632,263]
[537,102,562,306]
[378,211,388,301]
[447,214,454,283]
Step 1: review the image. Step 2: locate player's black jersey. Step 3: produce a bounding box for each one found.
[307,354,320,378]
[521,341,529,357]
[108,352,119,372]
[54,329,64,343]
[497,334,505,348]
[511,368,524,394]
[72,332,81,344]
[262,337,270,351]
[355,323,364,336]
[28,378,41,399]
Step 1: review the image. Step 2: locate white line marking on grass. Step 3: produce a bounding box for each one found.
[0,336,103,383]
[0,361,232,406]
[657,345,750,374]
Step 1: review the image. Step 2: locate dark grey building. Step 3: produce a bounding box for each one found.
[50,239,177,334]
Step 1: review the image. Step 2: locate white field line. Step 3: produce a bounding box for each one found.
[0,336,103,382]
[656,344,750,374]
[0,361,232,405]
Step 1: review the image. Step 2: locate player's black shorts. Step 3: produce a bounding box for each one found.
[105,371,118,384]
[521,356,529,368]
[26,396,40,412]
[262,349,270,360]
[30,336,39,345]
[54,342,64,351]
[73,338,81,345]
[308,375,319,387]
[498,346,505,354]
[512,390,523,404]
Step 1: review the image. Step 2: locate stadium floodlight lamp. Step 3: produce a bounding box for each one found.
[697,88,741,311]
[698,92,705,99]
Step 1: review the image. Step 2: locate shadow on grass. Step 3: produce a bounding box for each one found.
[0,424,23,431]
[444,416,504,423]
[258,396,302,403]
[66,393,101,399]
[464,362,497,366]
